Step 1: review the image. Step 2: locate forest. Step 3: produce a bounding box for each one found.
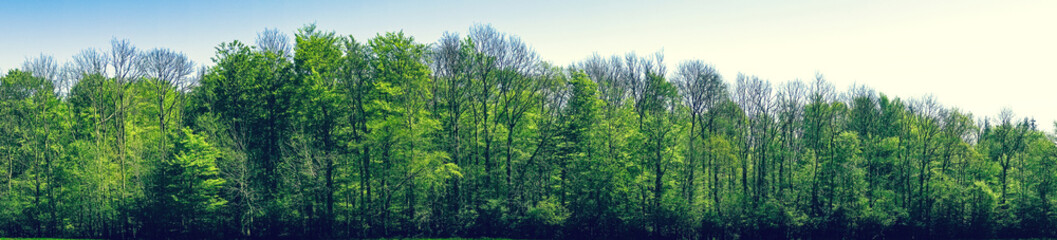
[1,24,1056,239]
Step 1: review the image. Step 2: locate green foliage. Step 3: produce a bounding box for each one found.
[142,128,226,237]
[1,25,1057,240]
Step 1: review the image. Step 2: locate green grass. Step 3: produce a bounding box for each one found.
[0,238,511,240]
[0,238,517,240]
[374,238,518,240]
[0,238,102,240]
[2,238,518,240]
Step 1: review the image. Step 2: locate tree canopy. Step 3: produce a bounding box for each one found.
[1,24,1056,239]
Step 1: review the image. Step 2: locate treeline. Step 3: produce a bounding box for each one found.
[1,24,1056,239]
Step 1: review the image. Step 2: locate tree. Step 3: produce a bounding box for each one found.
[137,48,195,160]
[143,128,226,238]
[733,74,776,205]
[980,108,1030,204]
[0,69,67,236]
[366,31,446,236]
[774,80,804,201]
[428,32,474,233]
[192,39,295,237]
[2,24,1057,240]
[108,39,140,238]
[257,28,292,59]
[289,24,346,237]
[672,60,724,207]
[556,71,606,237]
[639,69,679,236]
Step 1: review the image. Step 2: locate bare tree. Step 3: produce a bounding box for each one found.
[467,25,502,192]
[734,73,776,203]
[107,38,139,238]
[809,73,835,104]
[139,48,195,91]
[621,51,667,126]
[624,52,642,109]
[257,28,292,59]
[468,24,543,198]
[137,48,195,162]
[578,54,627,109]
[73,48,110,77]
[431,32,471,210]
[673,60,724,205]
[54,48,112,98]
[54,63,78,98]
[110,39,140,84]
[674,60,725,121]
[908,95,943,219]
[22,54,60,88]
[734,74,775,126]
[775,79,805,198]
[576,54,631,204]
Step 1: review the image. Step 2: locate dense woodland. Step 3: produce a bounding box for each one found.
[1,24,1056,239]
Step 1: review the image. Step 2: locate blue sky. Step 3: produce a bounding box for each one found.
[2,0,1056,130]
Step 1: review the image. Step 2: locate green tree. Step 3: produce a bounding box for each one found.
[0,69,69,236]
[143,128,226,238]
[555,71,607,237]
[366,31,447,235]
[289,23,347,237]
[190,39,295,237]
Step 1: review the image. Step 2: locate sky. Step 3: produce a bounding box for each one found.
[2,0,1055,130]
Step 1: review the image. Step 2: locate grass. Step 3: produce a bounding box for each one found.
[374,238,519,240]
[0,238,102,240]
[0,238,515,240]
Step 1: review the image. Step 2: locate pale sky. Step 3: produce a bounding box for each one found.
[2,0,1055,130]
